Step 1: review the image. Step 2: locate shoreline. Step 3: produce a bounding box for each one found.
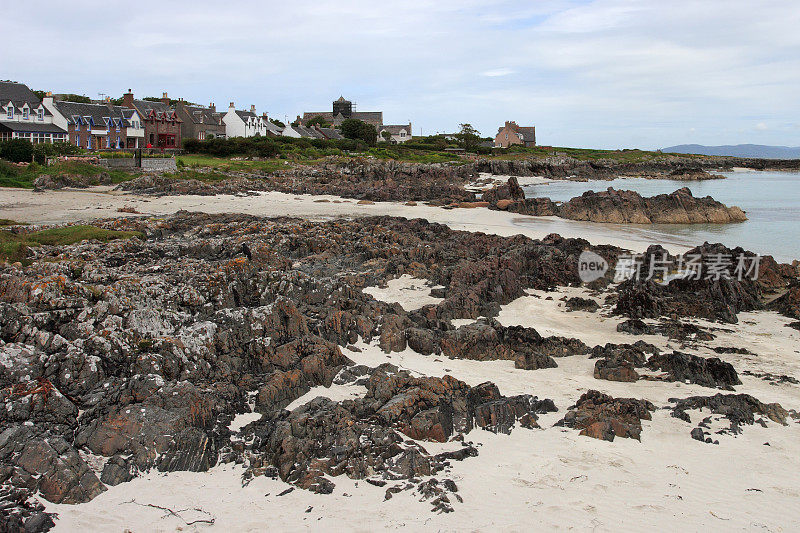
[0,185,736,259]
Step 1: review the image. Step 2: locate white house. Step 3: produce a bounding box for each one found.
[222,103,269,138]
[379,124,412,144]
[0,82,67,143]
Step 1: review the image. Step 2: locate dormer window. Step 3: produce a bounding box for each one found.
[6,107,13,120]
[22,107,29,119]
[37,108,44,121]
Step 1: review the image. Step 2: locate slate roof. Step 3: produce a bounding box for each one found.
[380,124,412,135]
[317,127,343,140]
[54,101,134,127]
[294,126,325,139]
[184,105,222,125]
[0,81,51,117]
[131,99,179,121]
[0,122,66,133]
[235,110,260,121]
[264,120,283,135]
[516,126,535,142]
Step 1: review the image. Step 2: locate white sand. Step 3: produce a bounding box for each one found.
[285,383,368,411]
[46,293,800,531]
[0,186,693,255]
[7,187,797,530]
[362,275,444,311]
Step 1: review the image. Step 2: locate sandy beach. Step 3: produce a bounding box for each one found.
[43,280,800,531]
[0,186,693,255]
[2,186,798,532]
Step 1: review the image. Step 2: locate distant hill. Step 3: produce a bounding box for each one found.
[662,144,800,159]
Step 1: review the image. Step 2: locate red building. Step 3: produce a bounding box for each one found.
[122,90,182,149]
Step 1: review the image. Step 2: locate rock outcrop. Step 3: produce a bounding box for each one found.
[557,187,746,224]
[481,179,746,225]
[556,390,655,441]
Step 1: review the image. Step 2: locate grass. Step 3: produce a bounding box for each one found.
[494,145,714,163]
[0,160,140,188]
[177,155,288,174]
[0,219,24,227]
[0,225,144,264]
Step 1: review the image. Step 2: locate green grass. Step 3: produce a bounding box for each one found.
[177,155,288,175]
[0,160,140,188]
[0,219,24,227]
[0,225,144,264]
[494,145,713,163]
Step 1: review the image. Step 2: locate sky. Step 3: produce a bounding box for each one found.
[6,0,800,149]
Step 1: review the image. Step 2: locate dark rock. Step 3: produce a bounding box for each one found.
[556,390,655,441]
[593,357,639,382]
[565,296,599,312]
[646,351,741,390]
[669,393,788,434]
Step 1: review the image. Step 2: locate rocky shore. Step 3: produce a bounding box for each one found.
[1,211,799,530]
[106,156,800,204]
[483,177,747,224]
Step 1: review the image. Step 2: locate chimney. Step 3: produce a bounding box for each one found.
[209,102,215,112]
[122,89,134,108]
[45,91,52,97]
[161,92,170,105]
[229,102,235,109]
[250,104,256,114]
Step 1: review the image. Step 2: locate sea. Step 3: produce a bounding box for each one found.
[520,170,800,263]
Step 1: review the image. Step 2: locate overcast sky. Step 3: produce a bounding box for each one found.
[7,0,800,148]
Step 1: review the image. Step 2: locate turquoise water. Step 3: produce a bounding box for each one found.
[522,170,800,262]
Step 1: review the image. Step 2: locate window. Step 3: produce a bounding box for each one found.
[6,107,13,120]
[116,136,120,148]
[37,108,44,121]
[87,137,92,149]
[106,136,110,148]
[23,108,29,119]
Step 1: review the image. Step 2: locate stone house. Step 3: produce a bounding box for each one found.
[175,100,226,140]
[122,90,182,149]
[0,82,67,143]
[494,121,536,148]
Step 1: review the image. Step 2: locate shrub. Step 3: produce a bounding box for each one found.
[0,139,33,163]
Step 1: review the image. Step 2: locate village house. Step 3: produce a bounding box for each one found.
[494,121,536,148]
[0,81,67,143]
[122,90,182,149]
[301,96,383,128]
[379,124,412,144]
[222,103,269,138]
[44,98,144,149]
[261,113,284,136]
[175,100,226,140]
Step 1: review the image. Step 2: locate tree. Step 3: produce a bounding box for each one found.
[58,94,91,103]
[456,123,481,151]
[270,118,285,128]
[341,119,378,147]
[306,116,332,128]
[381,130,393,143]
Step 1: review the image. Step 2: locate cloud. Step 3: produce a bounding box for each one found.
[756,122,769,131]
[5,0,800,148]
[481,68,516,77]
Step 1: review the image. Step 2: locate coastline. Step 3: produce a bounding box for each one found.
[0,186,703,257]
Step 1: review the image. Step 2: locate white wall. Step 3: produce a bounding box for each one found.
[223,106,245,138]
